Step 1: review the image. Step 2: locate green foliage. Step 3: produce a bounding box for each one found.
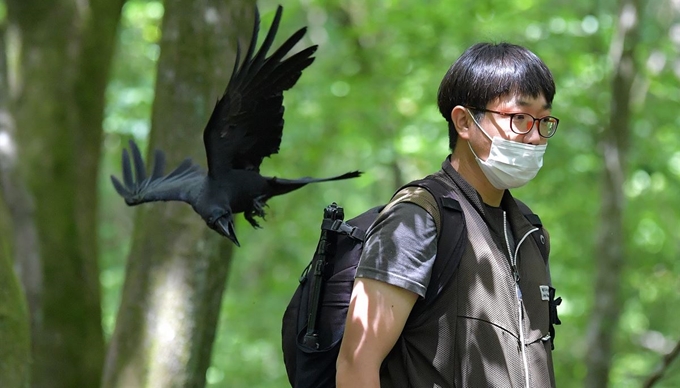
[98,0,680,386]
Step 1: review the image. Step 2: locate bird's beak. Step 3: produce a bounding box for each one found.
[216,217,240,247]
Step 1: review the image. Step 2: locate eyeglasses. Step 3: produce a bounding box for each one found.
[466,107,559,138]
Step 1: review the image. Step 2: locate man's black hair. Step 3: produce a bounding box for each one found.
[437,42,556,150]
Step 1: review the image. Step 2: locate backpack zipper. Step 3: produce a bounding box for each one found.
[503,211,539,388]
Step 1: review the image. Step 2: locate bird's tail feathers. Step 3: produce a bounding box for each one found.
[314,171,362,182]
[268,171,362,196]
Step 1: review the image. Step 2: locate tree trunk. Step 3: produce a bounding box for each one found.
[102,0,254,386]
[4,0,125,386]
[0,245,31,388]
[584,0,642,386]
[0,25,31,387]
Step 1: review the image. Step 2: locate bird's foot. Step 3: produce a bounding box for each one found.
[245,211,262,229]
[245,195,269,229]
[252,195,269,218]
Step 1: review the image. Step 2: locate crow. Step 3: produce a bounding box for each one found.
[110,5,361,246]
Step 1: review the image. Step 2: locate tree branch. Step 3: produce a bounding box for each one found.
[642,339,680,388]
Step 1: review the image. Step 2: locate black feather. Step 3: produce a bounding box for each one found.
[151,150,165,180]
[129,140,147,183]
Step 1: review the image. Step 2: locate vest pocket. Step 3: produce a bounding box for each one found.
[455,316,525,387]
[524,333,557,387]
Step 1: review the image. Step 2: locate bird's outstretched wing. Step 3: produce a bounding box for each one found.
[203,5,317,177]
[111,140,205,206]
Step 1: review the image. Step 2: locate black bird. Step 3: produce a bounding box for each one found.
[111,6,361,246]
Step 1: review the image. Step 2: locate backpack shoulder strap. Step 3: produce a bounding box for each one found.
[385,186,441,233]
[392,173,466,311]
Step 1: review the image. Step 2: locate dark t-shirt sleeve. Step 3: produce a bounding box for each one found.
[355,202,437,298]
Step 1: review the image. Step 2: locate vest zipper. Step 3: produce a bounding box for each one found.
[503,211,539,388]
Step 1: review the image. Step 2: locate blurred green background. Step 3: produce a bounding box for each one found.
[105,0,680,386]
[2,0,679,387]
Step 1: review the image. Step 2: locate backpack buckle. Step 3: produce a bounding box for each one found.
[331,220,365,241]
[321,219,365,241]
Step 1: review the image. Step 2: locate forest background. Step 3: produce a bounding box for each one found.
[0,0,679,387]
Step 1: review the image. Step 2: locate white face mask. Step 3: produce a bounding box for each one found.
[467,112,547,190]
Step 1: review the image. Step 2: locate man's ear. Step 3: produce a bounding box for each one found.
[451,106,472,140]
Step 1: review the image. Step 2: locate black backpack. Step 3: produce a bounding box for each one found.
[281,174,554,388]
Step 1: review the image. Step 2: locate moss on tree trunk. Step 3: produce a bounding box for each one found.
[0,247,31,388]
[5,0,125,386]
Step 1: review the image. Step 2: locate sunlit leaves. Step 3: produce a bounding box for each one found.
[668,151,680,177]
[633,217,666,253]
[104,0,164,139]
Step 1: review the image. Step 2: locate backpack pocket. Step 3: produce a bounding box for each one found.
[296,268,354,351]
[288,265,357,388]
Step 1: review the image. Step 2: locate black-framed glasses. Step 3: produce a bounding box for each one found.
[466,107,559,138]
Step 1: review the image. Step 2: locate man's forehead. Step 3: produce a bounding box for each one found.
[494,94,551,110]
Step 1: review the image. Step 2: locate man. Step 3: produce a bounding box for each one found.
[336,42,559,387]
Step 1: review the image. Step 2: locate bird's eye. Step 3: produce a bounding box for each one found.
[207,216,214,224]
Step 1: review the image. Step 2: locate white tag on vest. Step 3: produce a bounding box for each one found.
[540,285,550,301]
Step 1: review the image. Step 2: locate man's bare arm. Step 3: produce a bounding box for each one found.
[336,278,418,387]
